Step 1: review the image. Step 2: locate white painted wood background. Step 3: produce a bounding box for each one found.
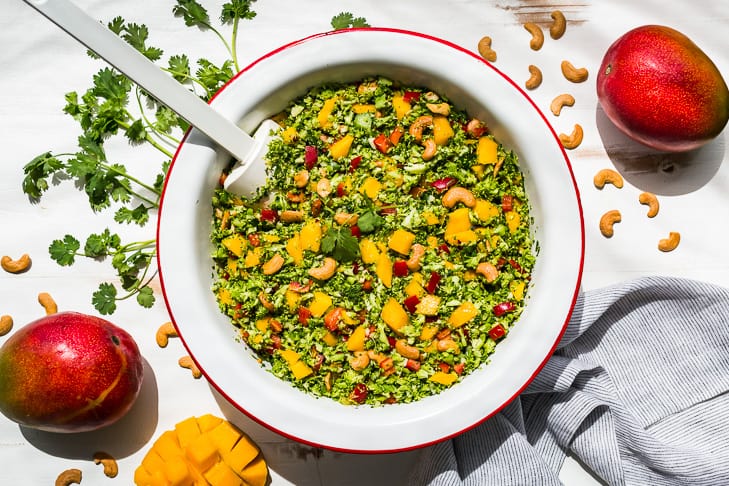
[1,0,727,484]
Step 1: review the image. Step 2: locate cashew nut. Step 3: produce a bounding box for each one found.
[258,292,275,312]
[155,321,178,348]
[55,468,82,486]
[262,254,285,275]
[550,10,567,39]
[426,103,450,116]
[293,169,309,188]
[421,138,437,161]
[395,339,420,360]
[477,36,497,62]
[550,93,575,116]
[599,209,622,238]
[476,262,499,283]
[638,192,660,218]
[442,186,477,209]
[436,338,460,353]
[38,292,58,315]
[308,257,338,281]
[525,65,542,90]
[658,232,681,252]
[334,212,359,226]
[593,168,624,189]
[349,350,370,371]
[1,254,31,274]
[0,315,13,336]
[409,115,434,141]
[316,178,332,198]
[561,60,589,83]
[406,244,425,271]
[93,451,119,478]
[179,355,202,379]
[280,210,304,223]
[559,124,584,150]
[523,22,544,50]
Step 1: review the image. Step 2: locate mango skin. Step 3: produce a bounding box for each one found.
[0,311,143,433]
[597,25,729,152]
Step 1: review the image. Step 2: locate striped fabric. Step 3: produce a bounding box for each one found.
[408,277,729,485]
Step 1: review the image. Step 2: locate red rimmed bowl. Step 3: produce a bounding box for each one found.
[157,28,584,453]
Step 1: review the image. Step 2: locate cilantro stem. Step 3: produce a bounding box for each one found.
[230,17,240,72]
[97,162,160,206]
[118,118,175,158]
[160,67,216,99]
[134,88,182,146]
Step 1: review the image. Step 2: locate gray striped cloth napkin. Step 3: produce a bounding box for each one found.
[408,276,729,485]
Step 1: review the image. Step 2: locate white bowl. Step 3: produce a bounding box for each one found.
[157,28,584,453]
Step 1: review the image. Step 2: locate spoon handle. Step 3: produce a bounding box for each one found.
[23,0,255,162]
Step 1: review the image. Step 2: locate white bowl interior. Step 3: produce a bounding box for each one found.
[157,29,584,452]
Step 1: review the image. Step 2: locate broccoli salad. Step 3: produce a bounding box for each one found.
[210,77,536,405]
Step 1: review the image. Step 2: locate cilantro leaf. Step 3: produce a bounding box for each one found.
[331,12,370,30]
[173,0,211,28]
[121,23,163,61]
[357,210,384,234]
[22,152,64,199]
[321,227,360,262]
[136,286,155,308]
[168,54,192,83]
[84,229,121,258]
[115,204,150,225]
[49,235,81,266]
[93,282,118,315]
[221,0,257,23]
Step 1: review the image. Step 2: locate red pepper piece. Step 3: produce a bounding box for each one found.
[430,177,457,193]
[373,133,392,154]
[403,91,421,103]
[350,383,368,404]
[453,362,465,375]
[362,279,373,292]
[406,359,421,372]
[492,302,515,317]
[336,182,347,197]
[387,336,397,348]
[378,207,397,216]
[260,208,278,222]
[438,243,451,255]
[393,260,409,277]
[304,145,318,169]
[323,307,344,331]
[389,126,404,145]
[403,295,420,314]
[350,225,362,238]
[425,271,441,294]
[247,233,261,247]
[349,155,362,173]
[288,280,313,293]
[297,307,312,325]
[501,194,514,212]
[488,323,506,340]
[508,259,523,274]
[438,362,450,373]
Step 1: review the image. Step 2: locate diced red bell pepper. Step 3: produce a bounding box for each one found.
[393,260,409,277]
[406,359,421,372]
[336,182,347,197]
[438,362,451,373]
[373,133,392,154]
[349,155,362,173]
[492,302,515,317]
[430,177,457,193]
[247,233,261,247]
[350,225,362,238]
[389,126,404,145]
[260,208,278,222]
[324,307,344,331]
[508,259,523,274]
[501,194,514,212]
[378,207,397,216]
[297,307,312,325]
[425,271,441,294]
[387,336,397,348]
[403,91,421,103]
[488,323,506,340]
[304,145,318,169]
[289,280,313,293]
[403,295,420,314]
[453,362,465,375]
[438,243,451,255]
[350,383,368,404]
[362,279,373,292]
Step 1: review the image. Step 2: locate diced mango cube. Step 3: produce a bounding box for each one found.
[278,349,300,366]
[444,207,471,240]
[175,416,202,449]
[243,248,261,268]
[359,238,380,264]
[329,134,354,159]
[445,229,479,246]
[375,252,393,288]
[404,273,425,298]
[423,211,441,225]
[346,325,367,351]
[506,211,521,233]
[281,126,298,144]
[419,325,439,341]
[429,371,459,386]
[218,288,234,306]
[317,98,337,128]
[208,421,242,453]
[239,454,268,486]
[433,115,454,145]
[415,294,441,316]
[448,302,478,328]
[476,136,498,165]
[381,298,409,333]
[308,291,332,317]
[185,434,219,473]
[222,235,247,257]
[155,431,183,461]
[162,456,191,486]
[203,462,242,486]
[285,233,303,266]
[392,94,412,119]
[225,434,259,474]
[353,103,376,114]
[474,199,500,222]
[388,229,416,256]
[300,220,322,252]
[359,177,382,199]
[510,280,526,301]
[285,290,301,313]
[322,331,339,346]
[141,450,167,477]
[289,360,313,380]
[254,318,269,333]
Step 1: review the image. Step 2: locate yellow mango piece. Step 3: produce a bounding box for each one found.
[359,238,380,264]
[381,298,409,333]
[448,302,478,328]
[218,288,234,306]
[175,416,202,449]
[141,450,167,478]
[474,199,500,222]
[506,211,521,233]
[208,421,242,453]
[281,126,298,144]
[240,454,268,486]
[510,280,526,301]
[433,115,454,146]
[162,456,191,486]
[185,434,219,473]
[225,434,259,474]
[471,164,486,179]
[254,318,269,333]
[375,252,393,288]
[388,229,416,256]
[243,248,261,268]
[444,207,471,240]
[203,462,242,486]
[317,97,337,128]
[290,360,313,380]
[392,94,412,119]
[415,294,441,316]
[346,325,367,351]
[222,235,247,257]
[404,273,425,298]
[285,290,301,313]
[476,136,498,165]
[426,236,439,248]
[353,103,376,114]
[423,211,441,226]
[445,229,479,246]
[133,466,155,486]
[285,233,303,266]
[155,431,183,461]
[359,176,382,199]
[429,371,459,386]
[419,325,439,341]
[300,220,322,252]
[308,291,332,317]
[278,349,300,366]
[226,257,238,276]
[323,331,339,346]
[329,134,354,159]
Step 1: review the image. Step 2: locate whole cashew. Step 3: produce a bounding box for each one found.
[426,103,450,116]
[559,124,584,150]
[550,93,575,116]
[334,212,359,226]
[155,321,178,348]
[525,65,543,90]
[561,60,589,83]
[638,192,660,218]
[38,292,58,315]
[308,257,338,281]
[476,262,499,283]
[262,254,285,275]
[421,138,438,161]
[0,315,13,336]
[442,186,477,208]
[409,115,434,141]
[523,22,544,50]
[93,451,119,478]
[280,210,304,223]
[349,350,370,371]
[436,338,460,353]
[395,339,421,360]
[593,168,624,189]
[550,10,567,39]
[658,232,681,252]
[599,209,622,238]
[477,36,497,62]
[406,244,426,271]
[179,355,202,379]
[1,254,31,274]
[316,178,332,198]
[294,169,310,188]
[55,468,82,486]
[258,292,275,312]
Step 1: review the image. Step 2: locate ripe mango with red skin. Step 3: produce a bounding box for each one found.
[0,311,143,432]
[597,25,729,152]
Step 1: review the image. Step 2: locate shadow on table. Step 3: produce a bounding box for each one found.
[20,357,159,459]
[595,103,725,196]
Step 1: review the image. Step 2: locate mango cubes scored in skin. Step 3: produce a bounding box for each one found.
[134,414,268,486]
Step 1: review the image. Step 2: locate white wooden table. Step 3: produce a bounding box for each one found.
[1,0,727,484]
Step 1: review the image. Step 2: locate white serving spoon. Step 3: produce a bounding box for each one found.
[23,0,278,197]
